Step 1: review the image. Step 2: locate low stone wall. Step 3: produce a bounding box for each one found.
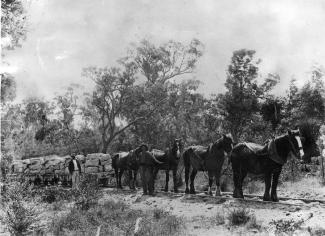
[10,153,113,176]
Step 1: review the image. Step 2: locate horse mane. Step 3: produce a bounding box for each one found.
[212,136,224,149]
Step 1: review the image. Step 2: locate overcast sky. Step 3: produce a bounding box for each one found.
[3,0,325,101]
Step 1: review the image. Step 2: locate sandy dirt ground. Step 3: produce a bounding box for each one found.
[101,177,325,236]
[1,176,324,236]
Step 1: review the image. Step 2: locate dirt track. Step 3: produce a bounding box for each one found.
[102,187,325,235]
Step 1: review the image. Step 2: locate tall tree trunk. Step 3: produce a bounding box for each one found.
[102,142,109,154]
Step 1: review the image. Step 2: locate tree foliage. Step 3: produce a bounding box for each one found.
[1,73,16,105]
[82,66,142,153]
[1,0,28,51]
[122,39,204,84]
[217,49,279,141]
[3,39,324,160]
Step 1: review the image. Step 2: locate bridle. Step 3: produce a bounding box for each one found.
[287,135,304,159]
[173,139,182,159]
[209,136,232,157]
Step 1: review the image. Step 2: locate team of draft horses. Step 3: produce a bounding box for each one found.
[112,129,305,202]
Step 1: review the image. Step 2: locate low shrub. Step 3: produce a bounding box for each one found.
[0,180,42,236]
[280,158,303,183]
[270,219,304,234]
[73,174,102,211]
[153,208,168,220]
[245,215,262,231]
[227,208,251,226]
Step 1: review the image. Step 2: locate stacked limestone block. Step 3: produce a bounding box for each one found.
[11,160,29,173]
[25,157,45,175]
[99,153,112,172]
[85,153,100,173]
[10,153,113,176]
[43,155,66,175]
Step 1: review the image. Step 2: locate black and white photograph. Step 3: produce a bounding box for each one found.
[1,0,325,235]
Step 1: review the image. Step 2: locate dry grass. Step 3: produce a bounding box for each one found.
[280,175,325,198]
[213,212,225,226]
[49,199,185,236]
[308,227,325,236]
[270,219,304,234]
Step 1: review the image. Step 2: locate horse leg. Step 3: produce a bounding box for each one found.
[115,168,119,188]
[271,169,281,202]
[172,167,178,193]
[133,170,138,189]
[215,170,222,197]
[263,171,272,201]
[129,170,135,189]
[153,168,159,181]
[118,169,124,189]
[164,169,169,192]
[232,160,242,198]
[239,170,247,198]
[152,168,158,191]
[189,169,197,194]
[185,166,190,194]
[208,174,213,196]
[140,166,148,195]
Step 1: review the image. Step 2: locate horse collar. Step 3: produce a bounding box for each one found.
[268,139,286,165]
[287,136,300,157]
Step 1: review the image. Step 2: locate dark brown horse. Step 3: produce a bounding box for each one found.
[152,139,184,193]
[231,129,305,202]
[183,135,233,196]
[112,148,141,189]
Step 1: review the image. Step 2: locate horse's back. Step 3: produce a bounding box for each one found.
[112,152,129,169]
[151,149,165,158]
[186,145,208,156]
[231,143,268,174]
[232,143,255,155]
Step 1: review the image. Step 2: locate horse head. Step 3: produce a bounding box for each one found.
[172,138,183,159]
[221,134,233,154]
[209,134,233,156]
[287,129,305,160]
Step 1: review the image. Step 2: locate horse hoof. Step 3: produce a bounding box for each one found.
[233,190,242,199]
[185,188,190,194]
[190,189,196,194]
[263,196,271,201]
[271,195,279,202]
